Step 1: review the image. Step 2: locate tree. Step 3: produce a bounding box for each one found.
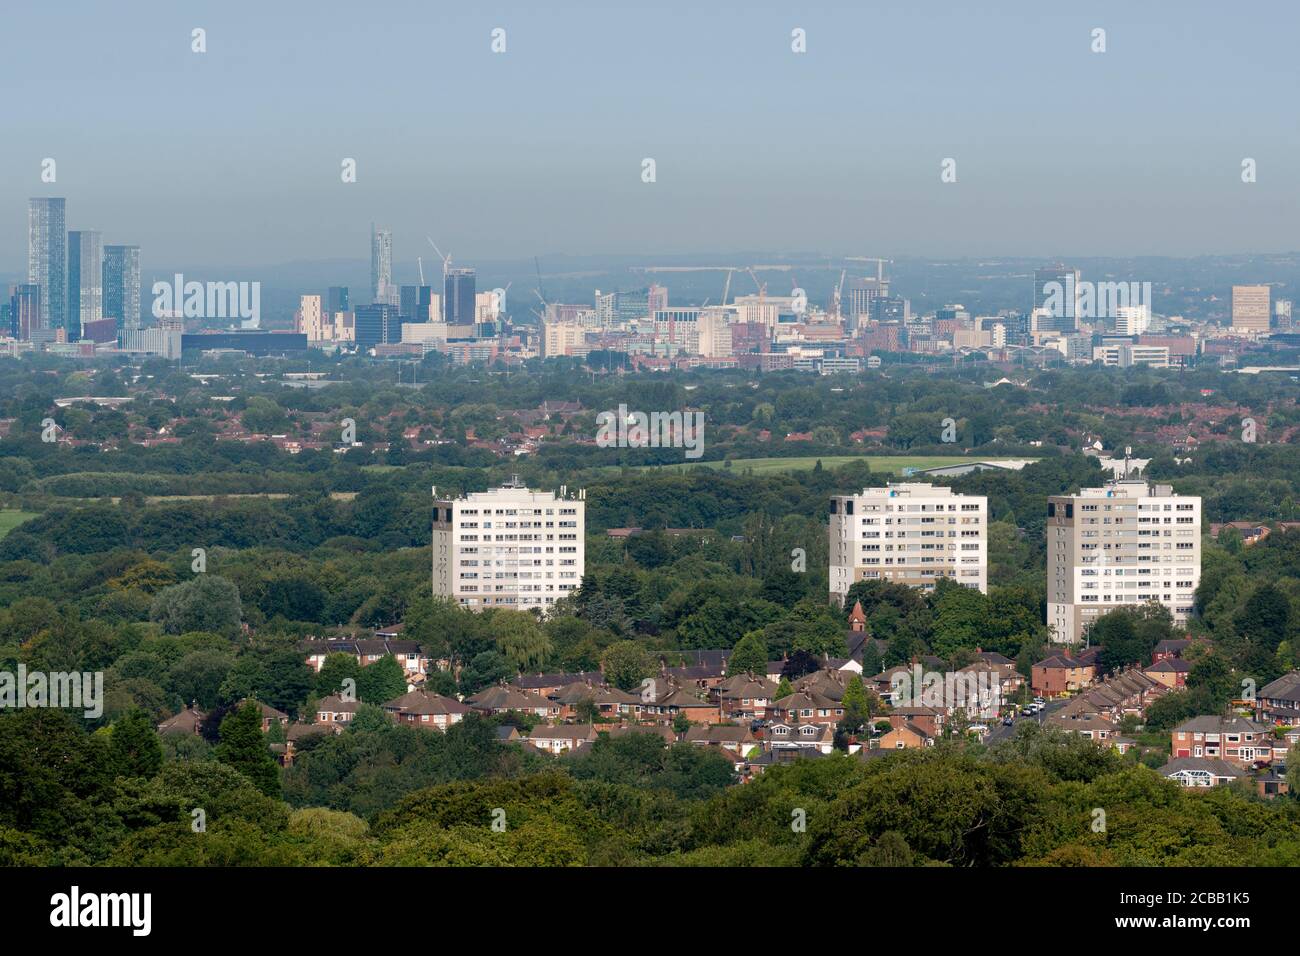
[601,641,654,691]
[109,709,163,779]
[774,676,793,700]
[150,576,243,639]
[215,701,281,798]
[727,632,767,677]
[491,612,553,671]
[356,655,408,704]
[839,674,871,734]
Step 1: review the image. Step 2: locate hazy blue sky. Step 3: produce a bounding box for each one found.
[5,0,1299,269]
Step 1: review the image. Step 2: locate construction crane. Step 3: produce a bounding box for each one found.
[721,268,733,307]
[845,257,893,284]
[833,269,847,319]
[534,256,548,308]
[417,256,425,286]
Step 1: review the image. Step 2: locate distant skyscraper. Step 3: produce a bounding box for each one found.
[1034,264,1082,333]
[400,285,434,322]
[8,284,41,340]
[27,198,66,334]
[370,225,396,306]
[1232,285,1270,333]
[327,286,350,315]
[870,295,910,325]
[103,245,141,330]
[354,303,398,350]
[66,230,103,340]
[445,268,476,325]
[1276,298,1294,329]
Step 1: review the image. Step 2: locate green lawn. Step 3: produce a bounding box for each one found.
[642,455,1032,476]
[0,511,38,538]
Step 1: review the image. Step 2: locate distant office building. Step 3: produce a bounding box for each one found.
[9,284,41,340]
[845,275,889,331]
[66,230,103,340]
[431,478,585,612]
[1114,304,1150,336]
[102,245,141,330]
[444,268,476,325]
[180,330,307,355]
[27,198,67,335]
[543,321,585,357]
[400,285,435,322]
[296,294,327,341]
[870,295,910,325]
[1034,264,1082,333]
[1232,285,1270,333]
[1047,480,1201,644]
[829,483,988,604]
[121,324,182,359]
[327,286,350,315]
[1275,298,1293,330]
[354,303,398,350]
[370,225,396,305]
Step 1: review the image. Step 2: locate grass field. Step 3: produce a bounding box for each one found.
[0,511,38,538]
[642,456,1033,476]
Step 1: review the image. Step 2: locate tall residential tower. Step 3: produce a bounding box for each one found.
[27,198,66,334]
[432,478,585,612]
[1046,480,1201,644]
[829,483,988,604]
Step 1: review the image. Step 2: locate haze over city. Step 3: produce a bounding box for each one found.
[4,0,1300,269]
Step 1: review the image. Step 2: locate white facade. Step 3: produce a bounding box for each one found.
[1046,480,1201,644]
[829,483,988,604]
[433,480,585,612]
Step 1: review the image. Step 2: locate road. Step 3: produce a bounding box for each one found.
[985,699,1069,744]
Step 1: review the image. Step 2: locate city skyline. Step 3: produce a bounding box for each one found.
[5,1,1300,268]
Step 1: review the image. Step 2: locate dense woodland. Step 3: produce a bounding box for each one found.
[1,355,1299,865]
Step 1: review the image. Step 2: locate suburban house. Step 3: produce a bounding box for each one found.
[766,721,836,755]
[1031,654,1096,697]
[877,722,933,750]
[302,638,432,677]
[1170,716,1276,766]
[316,694,360,724]
[551,681,641,720]
[886,706,945,738]
[684,724,758,755]
[1045,710,1118,742]
[1152,638,1192,663]
[768,690,844,726]
[527,724,599,754]
[511,671,596,698]
[157,703,206,736]
[715,674,780,721]
[1158,756,1247,788]
[467,684,561,719]
[1143,657,1192,689]
[242,699,290,733]
[638,677,719,724]
[1256,671,1300,725]
[381,690,472,730]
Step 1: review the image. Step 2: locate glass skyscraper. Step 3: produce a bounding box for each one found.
[370,225,396,306]
[444,268,476,325]
[67,230,103,340]
[103,244,141,330]
[27,198,66,334]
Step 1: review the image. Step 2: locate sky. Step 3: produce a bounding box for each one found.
[4,0,1299,270]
